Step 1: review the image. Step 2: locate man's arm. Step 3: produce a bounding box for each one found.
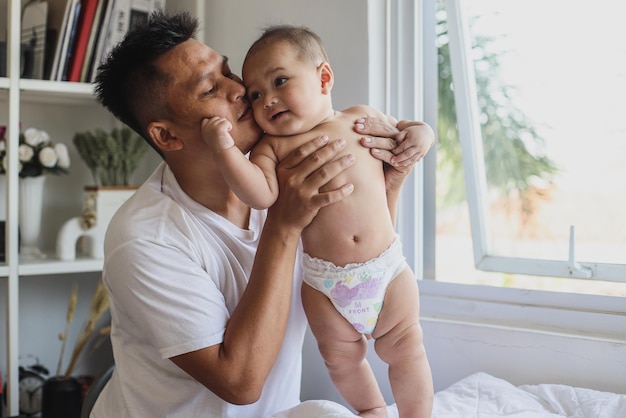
[355,117,435,225]
[170,136,355,404]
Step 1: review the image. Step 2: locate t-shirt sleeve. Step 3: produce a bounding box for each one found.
[103,233,230,359]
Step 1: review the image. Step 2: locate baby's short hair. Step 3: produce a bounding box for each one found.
[246,24,329,66]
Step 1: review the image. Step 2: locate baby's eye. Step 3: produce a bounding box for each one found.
[249,91,261,101]
[275,77,287,87]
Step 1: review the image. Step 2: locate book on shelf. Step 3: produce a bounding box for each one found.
[89,0,166,82]
[49,0,73,80]
[46,0,166,82]
[21,1,49,79]
[59,0,83,80]
[80,0,108,82]
[88,0,116,82]
[67,0,100,82]
[50,0,81,81]
[89,0,131,82]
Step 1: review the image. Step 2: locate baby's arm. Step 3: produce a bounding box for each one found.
[201,117,278,209]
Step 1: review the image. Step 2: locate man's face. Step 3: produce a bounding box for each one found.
[158,39,262,153]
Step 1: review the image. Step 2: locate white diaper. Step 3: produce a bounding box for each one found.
[302,236,407,334]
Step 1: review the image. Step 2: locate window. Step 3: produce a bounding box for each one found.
[432,0,626,297]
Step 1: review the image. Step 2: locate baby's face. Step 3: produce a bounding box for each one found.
[242,41,329,136]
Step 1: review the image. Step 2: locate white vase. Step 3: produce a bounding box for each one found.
[56,186,137,260]
[19,176,46,259]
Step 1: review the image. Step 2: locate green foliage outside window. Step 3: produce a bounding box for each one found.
[436,3,558,218]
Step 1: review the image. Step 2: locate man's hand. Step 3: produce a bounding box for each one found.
[355,117,435,225]
[270,135,356,233]
[355,117,435,191]
[355,117,434,166]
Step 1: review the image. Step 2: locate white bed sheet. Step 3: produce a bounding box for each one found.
[271,372,626,418]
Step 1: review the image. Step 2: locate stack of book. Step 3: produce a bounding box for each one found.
[45,0,166,82]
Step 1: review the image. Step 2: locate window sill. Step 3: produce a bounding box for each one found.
[419,280,626,341]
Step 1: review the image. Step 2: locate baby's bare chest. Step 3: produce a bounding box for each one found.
[271,121,371,162]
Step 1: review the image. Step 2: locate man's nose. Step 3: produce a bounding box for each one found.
[227,78,247,101]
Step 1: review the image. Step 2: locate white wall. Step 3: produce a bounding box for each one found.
[203,0,370,110]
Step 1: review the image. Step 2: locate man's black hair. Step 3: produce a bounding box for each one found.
[94,11,198,148]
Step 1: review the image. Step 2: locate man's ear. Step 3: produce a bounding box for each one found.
[148,121,183,152]
[318,62,334,94]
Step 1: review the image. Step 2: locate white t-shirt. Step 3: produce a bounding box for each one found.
[91,163,307,418]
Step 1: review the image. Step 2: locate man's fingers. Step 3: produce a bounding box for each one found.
[391,150,425,167]
[311,182,354,209]
[354,116,399,137]
[282,138,349,184]
[306,151,355,189]
[280,135,331,170]
[360,135,399,151]
[277,136,354,210]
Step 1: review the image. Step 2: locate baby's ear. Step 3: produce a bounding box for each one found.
[318,62,334,93]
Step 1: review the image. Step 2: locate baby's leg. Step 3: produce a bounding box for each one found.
[301,283,388,418]
[371,268,433,418]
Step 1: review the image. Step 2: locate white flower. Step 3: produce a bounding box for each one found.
[54,143,71,169]
[0,127,69,177]
[38,146,59,168]
[19,144,35,162]
[1,155,21,172]
[23,128,49,147]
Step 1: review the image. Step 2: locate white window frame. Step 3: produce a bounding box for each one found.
[384,0,626,340]
[443,0,626,283]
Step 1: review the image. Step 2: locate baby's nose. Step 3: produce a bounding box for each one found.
[263,96,276,109]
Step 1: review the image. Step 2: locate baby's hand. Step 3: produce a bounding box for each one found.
[201,116,235,150]
[392,120,435,167]
[355,117,434,167]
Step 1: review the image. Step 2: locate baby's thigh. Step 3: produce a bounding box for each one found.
[301,282,363,345]
[371,267,421,341]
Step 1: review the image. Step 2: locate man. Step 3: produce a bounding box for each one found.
[90,11,433,418]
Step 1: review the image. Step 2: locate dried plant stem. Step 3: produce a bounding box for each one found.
[71,330,112,373]
[63,282,110,379]
[56,284,78,376]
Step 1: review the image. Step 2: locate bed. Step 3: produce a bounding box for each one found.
[271,372,626,417]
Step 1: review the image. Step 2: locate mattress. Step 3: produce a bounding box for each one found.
[271,372,626,417]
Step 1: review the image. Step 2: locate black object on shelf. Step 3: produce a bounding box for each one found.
[0,221,5,262]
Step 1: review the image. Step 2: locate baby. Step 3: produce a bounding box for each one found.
[201,25,433,418]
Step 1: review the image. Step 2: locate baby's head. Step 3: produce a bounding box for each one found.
[244,24,329,68]
[242,25,335,136]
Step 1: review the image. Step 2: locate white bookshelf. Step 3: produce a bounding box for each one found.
[1,1,203,415]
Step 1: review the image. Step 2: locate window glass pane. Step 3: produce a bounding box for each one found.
[435,0,626,296]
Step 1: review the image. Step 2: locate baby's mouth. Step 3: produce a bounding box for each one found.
[271,110,288,120]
